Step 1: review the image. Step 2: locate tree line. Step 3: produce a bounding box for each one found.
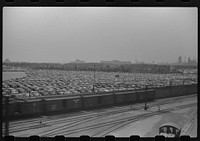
[3,62,195,74]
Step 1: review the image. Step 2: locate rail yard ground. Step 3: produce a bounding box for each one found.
[3,94,197,137]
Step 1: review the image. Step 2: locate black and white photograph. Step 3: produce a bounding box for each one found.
[2,7,198,137]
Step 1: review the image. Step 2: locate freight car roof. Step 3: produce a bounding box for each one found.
[6,98,42,103]
[5,89,155,103]
[44,95,81,101]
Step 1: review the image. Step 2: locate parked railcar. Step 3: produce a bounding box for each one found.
[126,91,137,104]
[115,92,127,105]
[136,90,146,102]
[184,84,197,95]
[9,102,23,116]
[5,99,43,120]
[63,95,82,111]
[40,96,82,114]
[45,98,62,114]
[146,89,155,101]
[99,93,115,107]
[125,91,137,104]
[170,86,183,97]
[114,91,138,105]
[32,100,43,115]
[4,84,197,120]
[155,87,170,99]
[82,94,100,109]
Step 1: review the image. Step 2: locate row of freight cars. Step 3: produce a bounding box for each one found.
[3,84,197,120]
[3,89,155,120]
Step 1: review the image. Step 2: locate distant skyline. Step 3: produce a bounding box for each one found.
[3,7,197,63]
[3,56,197,65]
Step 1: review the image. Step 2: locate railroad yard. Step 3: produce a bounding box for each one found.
[2,66,198,137]
[3,94,197,137]
[3,7,198,138]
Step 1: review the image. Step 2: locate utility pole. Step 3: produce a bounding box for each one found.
[93,64,95,93]
[4,96,9,136]
[3,92,29,136]
[170,80,172,87]
[183,73,186,97]
[144,85,148,110]
[169,79,172,98]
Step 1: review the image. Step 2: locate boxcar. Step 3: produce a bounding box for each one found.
[44,96,82,113]
[6,99,42,119]
[184,84,197,95]
[64,96,82,111]
[32,101,41,114]
[9,102,23,116]
[146,89,155,101]
[5,84,197,120]
[124,91,137,103]
[99,93,115,107]
[170,86,183,97]
[155,87,170,99]
[21,102,33,115]
[115,92,127,105]
[136,90,145,102]
[45,98,62,113]
[82,94,100,109]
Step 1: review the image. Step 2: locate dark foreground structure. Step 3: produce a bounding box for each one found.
[2,84,197,120]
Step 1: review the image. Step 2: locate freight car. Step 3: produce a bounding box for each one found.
[2,98,46,120]
[3,84,197,120]
[3,89,155,120]
[154,84,197,99]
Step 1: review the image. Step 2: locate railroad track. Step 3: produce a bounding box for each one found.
[180,107,197,135]
[7,94,196,128]
[3,94,197,136]
[94,103,197,137]
[42,102,197,137]
[4,95,197,135]
[184,113,197,136]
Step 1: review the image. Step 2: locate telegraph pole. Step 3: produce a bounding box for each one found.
[93,64,95,93]
[169,79,172,98]
[3,92,29,136]
[170,80,172,87]
[4,96,9,136]
[183,73,186,97]
[144,85,148,110]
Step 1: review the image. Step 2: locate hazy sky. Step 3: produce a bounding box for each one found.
[3,7,197,63]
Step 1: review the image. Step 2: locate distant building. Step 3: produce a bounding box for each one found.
[174,56,197,66]
[135,59,145,64]
[100,60,132,65]
[178,56,182,64]
[70,59,85,63]
[187,57,191,63]
[4,59,11,63]
[186,57,197,66]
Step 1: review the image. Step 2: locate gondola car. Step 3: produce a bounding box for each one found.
[159,122,181,137]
